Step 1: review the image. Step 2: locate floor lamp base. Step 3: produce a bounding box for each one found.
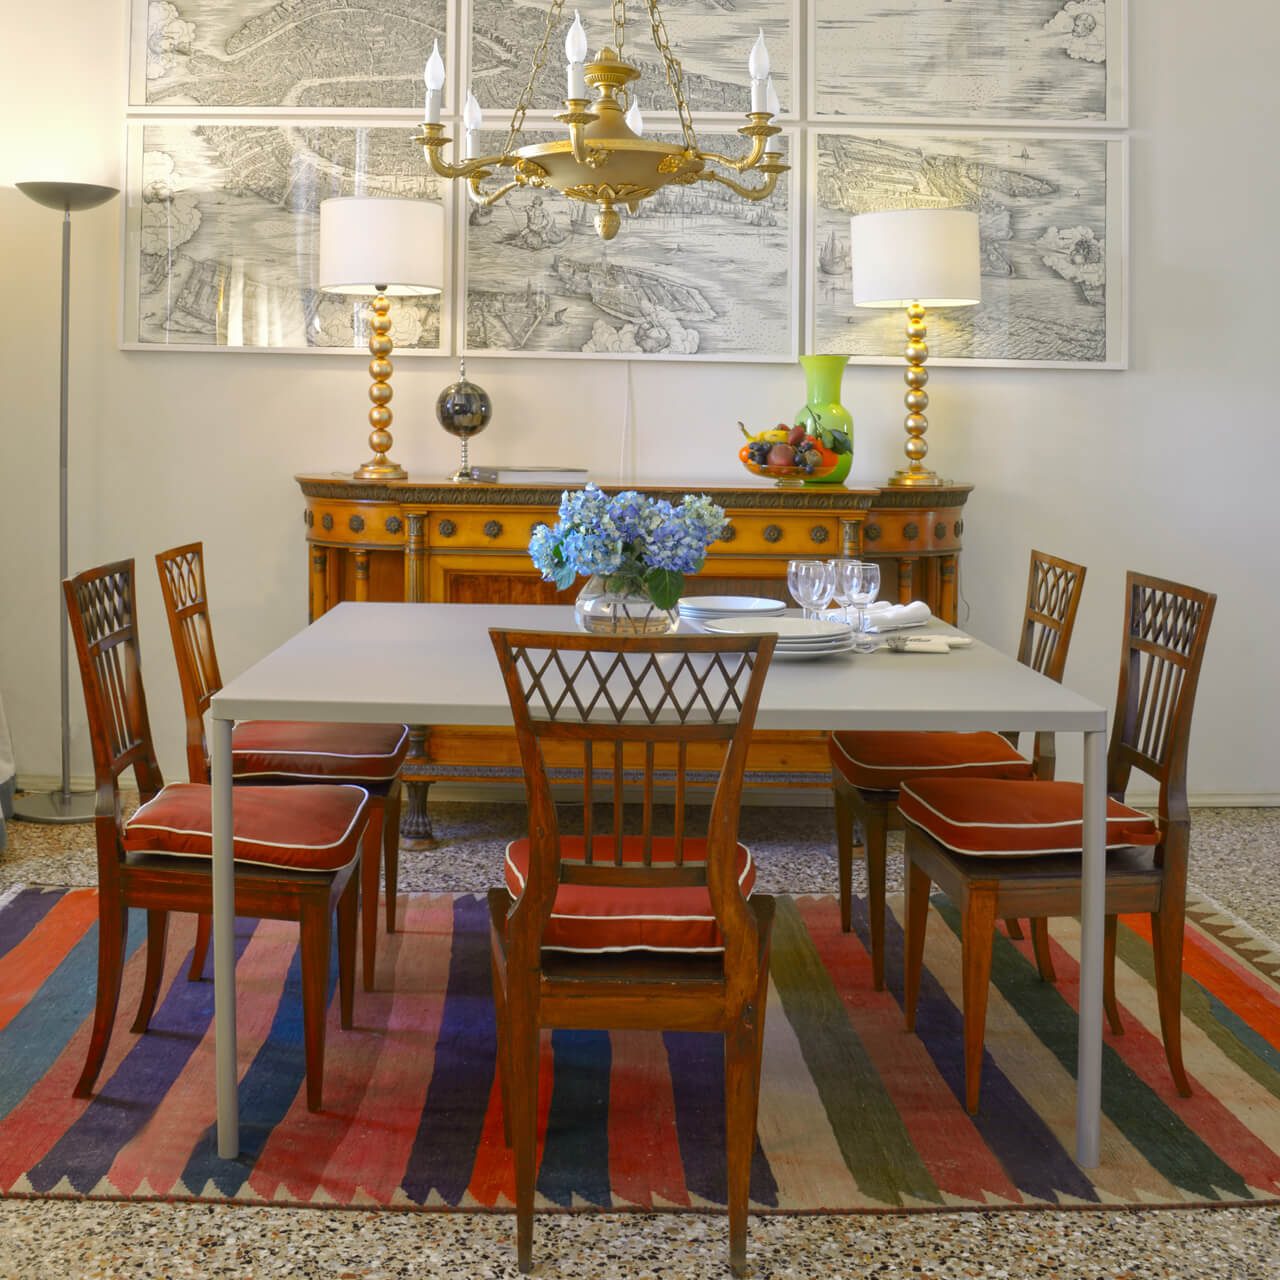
[12,789,96,824]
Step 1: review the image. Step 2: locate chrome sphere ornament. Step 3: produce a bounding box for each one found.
[437,357,492,482]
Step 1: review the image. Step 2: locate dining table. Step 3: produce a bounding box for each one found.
[209,602,1109,1167]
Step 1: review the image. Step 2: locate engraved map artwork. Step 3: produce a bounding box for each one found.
[469,0,793,113]
[811,131,1121,366]
[134,0,448,107]
[463,130,795,360]
[812,0,1119,124]
[124,124,445,350]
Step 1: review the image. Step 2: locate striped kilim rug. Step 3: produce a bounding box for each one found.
[2,885,1279,1212]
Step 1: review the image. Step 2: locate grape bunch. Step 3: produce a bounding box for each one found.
[746,440,772,466]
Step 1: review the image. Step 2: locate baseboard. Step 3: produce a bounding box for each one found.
[16,774,1280,811]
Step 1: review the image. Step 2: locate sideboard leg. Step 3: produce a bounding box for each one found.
[399,725,438,848]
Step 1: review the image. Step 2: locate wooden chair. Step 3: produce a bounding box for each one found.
[900,572,1216,1113]
[64,560,368,1109]
[829,549,1087,988]
[488,628,777,1276]
[156,542,408,991]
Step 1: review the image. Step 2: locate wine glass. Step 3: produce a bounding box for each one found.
[787,559,835,620]
[848,560,882,651]
[828,559,862,627]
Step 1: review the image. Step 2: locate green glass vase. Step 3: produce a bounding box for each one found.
[794,354,853,485]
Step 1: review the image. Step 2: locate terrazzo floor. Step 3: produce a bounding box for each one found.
[2,801,1279,1278]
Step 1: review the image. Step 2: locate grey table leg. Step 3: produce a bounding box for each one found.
[212,715,239,1158]
[1075,728,1106,1167]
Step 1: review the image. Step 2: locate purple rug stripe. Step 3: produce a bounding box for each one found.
[537,1030,614,1207]
[0,889,62,963]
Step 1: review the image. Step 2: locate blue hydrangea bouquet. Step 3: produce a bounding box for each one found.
[529,484,727,610]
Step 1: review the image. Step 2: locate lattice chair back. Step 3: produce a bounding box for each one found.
[490,628,776,953]
[1016,549,1087,682]
[156,542,224,782]
[1108,571,1216,826]
[63,561,165,862]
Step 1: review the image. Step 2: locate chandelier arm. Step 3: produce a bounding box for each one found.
[695,168,783,202]
[419,140,516,181]
[503,0,568,154]
[695,135,769,174]
[466,176,522,206]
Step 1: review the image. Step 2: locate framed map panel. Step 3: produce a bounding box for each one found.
[810,0,1125,126]
[122,122,451,353]
[808,130,1127,369]
[468,0,797,116]
[130,0,449,110]
[460,129,799,362]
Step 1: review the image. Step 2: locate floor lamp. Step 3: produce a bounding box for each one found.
[13,180,119,824]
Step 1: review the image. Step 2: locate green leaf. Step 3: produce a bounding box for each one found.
[645,568,685,611]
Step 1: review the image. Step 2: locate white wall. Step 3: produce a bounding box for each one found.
[0,1,1276,803]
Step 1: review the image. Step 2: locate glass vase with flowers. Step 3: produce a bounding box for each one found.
[529,485,728,635]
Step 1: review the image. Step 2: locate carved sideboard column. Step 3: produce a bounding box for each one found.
[403,506,429,603]
[309,548,328,623]
[353,550,370,602]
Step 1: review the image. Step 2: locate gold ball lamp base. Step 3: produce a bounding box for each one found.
[354,293,407,481]
[887,303,943,487]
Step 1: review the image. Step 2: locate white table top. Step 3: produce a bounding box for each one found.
[211,603,1106,733]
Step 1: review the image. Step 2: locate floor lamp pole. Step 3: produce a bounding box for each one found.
[14,180,118,825]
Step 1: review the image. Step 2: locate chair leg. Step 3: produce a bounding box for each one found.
[724,1020,761,1278]
[299,899,332,1113]
[1151,901,1191,1096]
[1103,914,1124,1036]
[188,913,211,982]
[360,812,382,992]
[1004,918,1025,940]
[509,994,540,1274]
[831,774,857,934]
[961,886,998,1116]
[384,784,402,935]
[863,801,889,991]
[130,909,169,1034]
[1030,917,1057,983]
[337,875,358,1032]
[74,892,129,1098]
[491,964,513,1149]
[903,856,931,1031]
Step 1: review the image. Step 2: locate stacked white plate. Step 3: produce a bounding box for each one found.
[702,615,855,660]
[676,595,787,623]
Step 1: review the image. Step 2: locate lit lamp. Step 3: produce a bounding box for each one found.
[849,208,980,487]
[14,180,119,824]
[317,197,443,480]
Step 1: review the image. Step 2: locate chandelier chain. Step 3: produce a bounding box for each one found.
[503,0,567,155]
[645,0,697,151]
[612,0,626,58]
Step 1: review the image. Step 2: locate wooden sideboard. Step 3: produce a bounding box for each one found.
[296,476,972,841]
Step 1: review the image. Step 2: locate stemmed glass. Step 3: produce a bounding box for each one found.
[847,560,882,651]
[829,559,862,628]
[787,559,835,620]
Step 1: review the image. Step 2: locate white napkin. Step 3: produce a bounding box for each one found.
[867,600,932,630]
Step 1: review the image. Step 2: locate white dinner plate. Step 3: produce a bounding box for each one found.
[678,596,786,614]
[704,616,850,638]
[771,641,856,661]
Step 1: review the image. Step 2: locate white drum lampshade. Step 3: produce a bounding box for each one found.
[848,207,980,487]
[318,196,443,296]
[316,196,444,480]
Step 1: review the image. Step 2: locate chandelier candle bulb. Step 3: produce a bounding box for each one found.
[462,92,482,159]
[749,29,770,111]
[423,40,445,123]
[625,97,644,136]
[566,10,588,99]
[766,76,780,119]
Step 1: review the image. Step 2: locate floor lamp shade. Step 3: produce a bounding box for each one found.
[316,197,444,480]
[317,197,443,296]
[849,208,980,488]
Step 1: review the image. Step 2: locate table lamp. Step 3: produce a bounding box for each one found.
[849,208,980,487]
[318,196,443,480]
[13,180,119,824]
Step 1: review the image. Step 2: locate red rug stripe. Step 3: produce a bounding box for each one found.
[0,890,98,1034]
[1122,913,1280,1053]
[608,1029,691,1208]
[107,920,297,1197]
[307,894,458,1206]
[795,895,1024,1205]
[1039,924,1280,1196]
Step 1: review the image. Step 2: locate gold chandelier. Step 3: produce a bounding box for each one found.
[416,1,788,241]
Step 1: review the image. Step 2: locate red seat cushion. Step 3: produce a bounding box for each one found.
[232,721,409,783]
[504,835,755,954]
[829,729,1034,791]
[124,782,370,872]
[898,777,1160,857]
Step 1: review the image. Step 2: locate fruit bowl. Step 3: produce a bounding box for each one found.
[740,455,848,487]
[738,420,853,487]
